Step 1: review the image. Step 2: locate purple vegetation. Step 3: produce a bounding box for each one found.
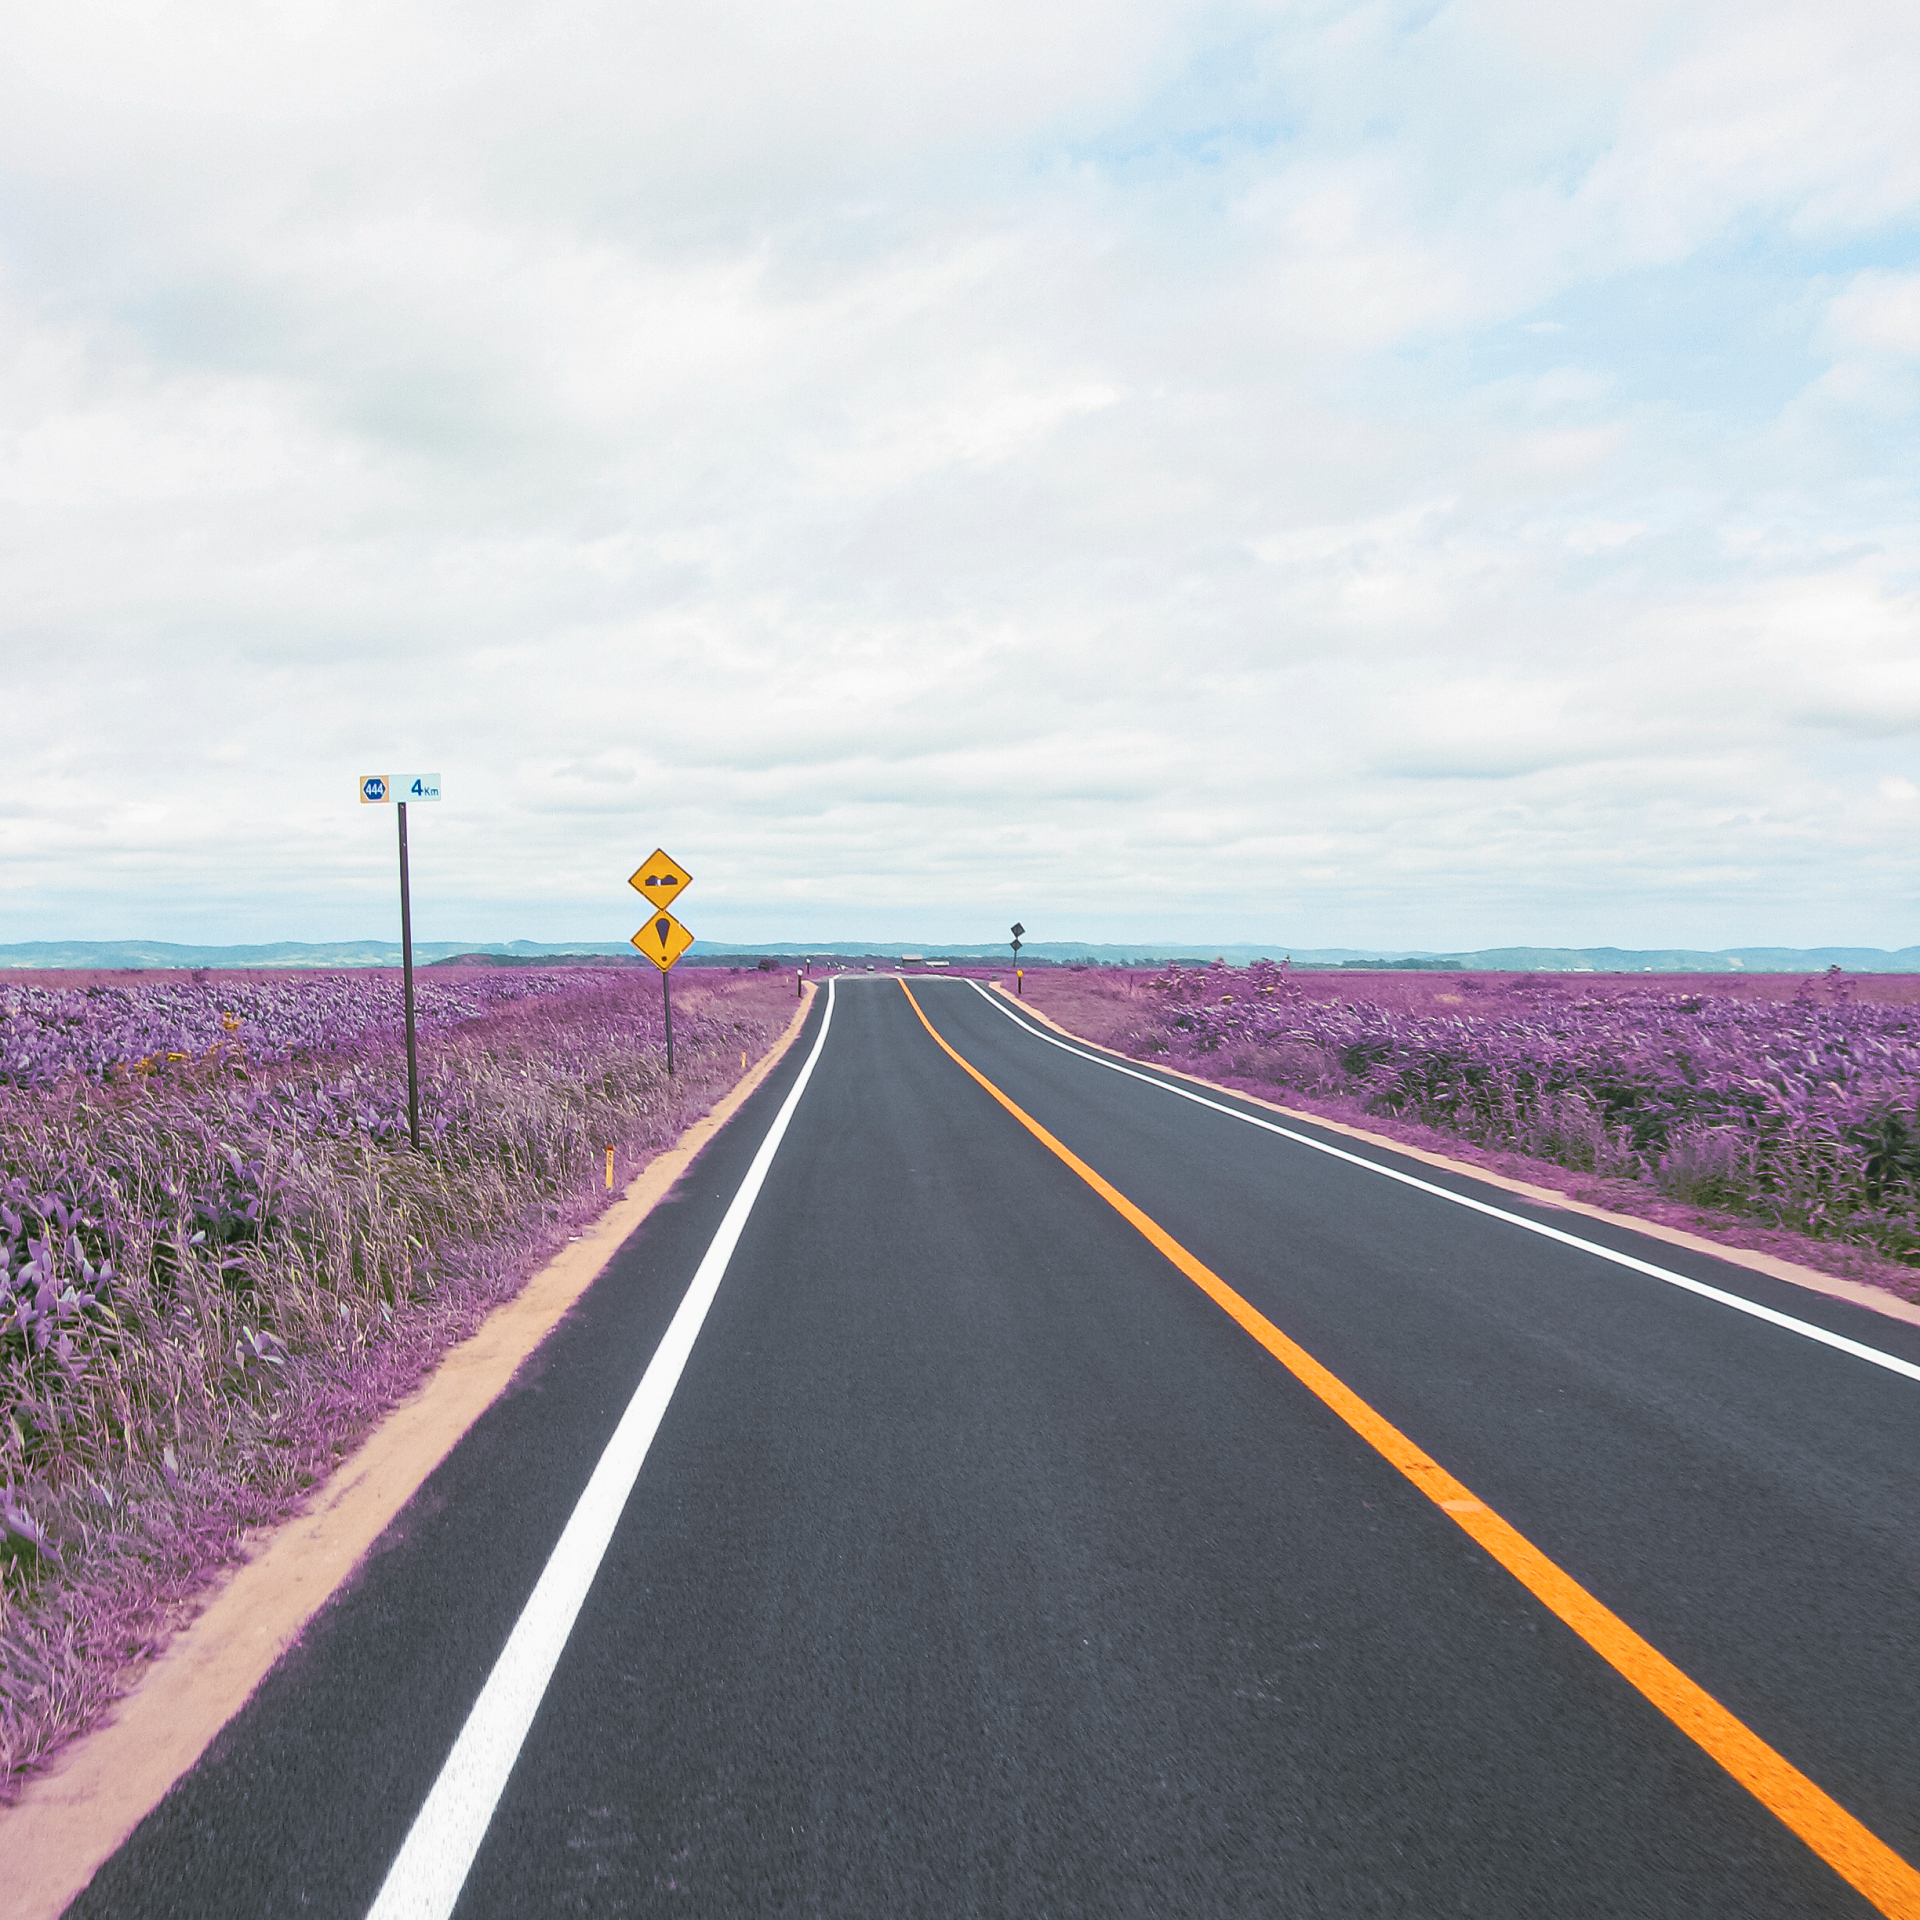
[0,967,795,1793]
[0,967,603,1090]
[1036,962,1920,1264]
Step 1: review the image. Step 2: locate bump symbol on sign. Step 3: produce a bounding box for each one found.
[629,848,692,903]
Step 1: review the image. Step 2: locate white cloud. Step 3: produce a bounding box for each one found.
[1825,271,1920,357]
[2,0,1918,953]
[1810,269,1920,413]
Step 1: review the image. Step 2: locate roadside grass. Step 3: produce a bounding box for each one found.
[1020,966,1920,1305]
[0,969,797,1796]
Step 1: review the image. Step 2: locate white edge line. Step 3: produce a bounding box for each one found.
[365,980,837,1920]
[961,982,1920,1388]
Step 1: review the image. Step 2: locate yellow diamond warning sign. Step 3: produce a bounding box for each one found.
[632,907,695,972]
[628,849,692,909]
[628,846,695,1067]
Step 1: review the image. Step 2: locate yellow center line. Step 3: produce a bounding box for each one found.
[898,977,1920,1919]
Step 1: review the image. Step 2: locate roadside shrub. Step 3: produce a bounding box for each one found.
[1656,1126,1757,1209]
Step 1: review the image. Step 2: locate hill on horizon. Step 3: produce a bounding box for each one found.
[5,938,1920,974]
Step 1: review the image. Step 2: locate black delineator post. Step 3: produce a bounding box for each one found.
[398,802,422,1150]
[662,967,675,1077]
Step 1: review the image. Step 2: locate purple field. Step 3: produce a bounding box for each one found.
[1023,964,1920,1279]
[0,967,616,1090]
[0,965,797,1792]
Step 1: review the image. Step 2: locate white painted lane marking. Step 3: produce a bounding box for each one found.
[960,982,1920,1387]
[365,981,838,1920]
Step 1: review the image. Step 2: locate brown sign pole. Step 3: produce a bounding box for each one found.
[398,801,421,1147]
[362,773,439,1149]
[660,925,675,1076]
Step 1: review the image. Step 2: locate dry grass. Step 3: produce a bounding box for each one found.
[0,970,796,1795]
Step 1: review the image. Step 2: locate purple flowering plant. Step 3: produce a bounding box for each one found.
[0,965,796,1791]
[1043,961,1920,1261]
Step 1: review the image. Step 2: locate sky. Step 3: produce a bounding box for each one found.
[2,0,1917,953]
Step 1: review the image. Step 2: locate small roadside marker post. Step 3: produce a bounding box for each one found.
[1011,922,1025,996]
[361,774,441,1149]
[629,849,695,1076]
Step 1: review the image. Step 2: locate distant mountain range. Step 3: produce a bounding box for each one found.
[686,940,1920,973]
[5,937,1920,974]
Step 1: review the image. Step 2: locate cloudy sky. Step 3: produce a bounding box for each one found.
[2,0,1917,952]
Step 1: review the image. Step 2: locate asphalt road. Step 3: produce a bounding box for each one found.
[68,977,1920,1917]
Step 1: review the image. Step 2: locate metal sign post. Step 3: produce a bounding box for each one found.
[397,801,420,1148]
[630,850,696,1076]
[1011,922,1025,996]
[362,774,442,1148]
